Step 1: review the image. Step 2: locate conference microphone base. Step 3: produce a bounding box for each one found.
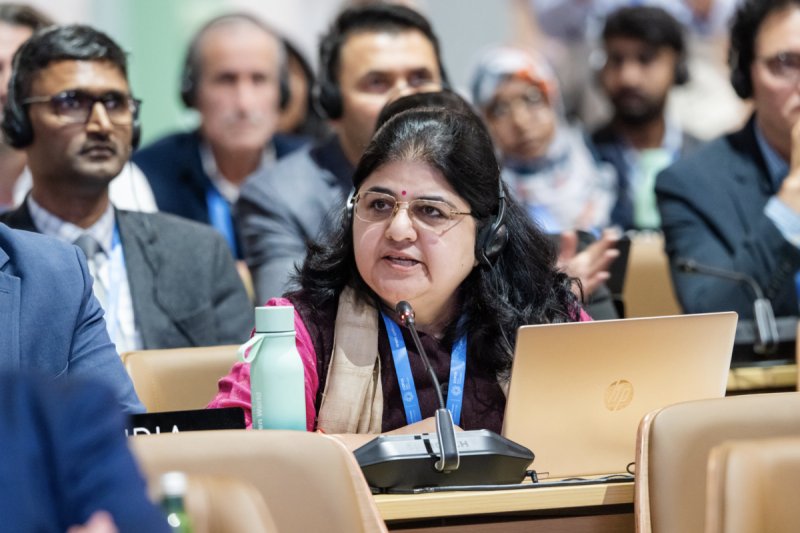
[354,429,534,492]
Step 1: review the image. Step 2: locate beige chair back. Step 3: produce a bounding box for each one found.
[623,232,681,317]
[122,345,238,412]
[705,436,800,533]
[635,393,800,533]
[180,475,278,533]
[131,429,387,533]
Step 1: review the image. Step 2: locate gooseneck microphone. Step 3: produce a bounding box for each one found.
[352,303,534,491]
[676,258,779,354]
[395,301,459,472]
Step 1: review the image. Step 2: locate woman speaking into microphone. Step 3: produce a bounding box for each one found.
[210,93,587,435]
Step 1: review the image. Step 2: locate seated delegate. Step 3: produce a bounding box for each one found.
[210,106,587,434]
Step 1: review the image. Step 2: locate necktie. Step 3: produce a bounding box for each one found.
[74,234,108,310]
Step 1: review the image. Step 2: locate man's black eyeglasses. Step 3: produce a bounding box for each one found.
[22,90,141,125]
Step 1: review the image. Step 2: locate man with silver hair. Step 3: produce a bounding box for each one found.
[134,13,306,258]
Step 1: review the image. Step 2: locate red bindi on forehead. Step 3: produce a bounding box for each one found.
[401,190,407,196]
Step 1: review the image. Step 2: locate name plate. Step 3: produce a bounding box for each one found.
[125,407,246,436]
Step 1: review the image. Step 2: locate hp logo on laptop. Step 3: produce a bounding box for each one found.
[604,380,634,411]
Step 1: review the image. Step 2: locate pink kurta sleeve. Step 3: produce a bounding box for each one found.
[207,298,319,430]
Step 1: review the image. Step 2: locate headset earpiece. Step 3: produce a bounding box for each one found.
[1,66,34,148]
[674,56,689,86]
[345,187,356,224]
[729,49,752,99]
[130,112,141,150]
[477,181,509,268]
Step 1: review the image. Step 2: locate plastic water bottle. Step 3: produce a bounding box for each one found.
[240,305,305,430]
[160,471,193,533]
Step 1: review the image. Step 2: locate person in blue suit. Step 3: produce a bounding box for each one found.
[656,0,800,319]
[0,223,142,413]
[0,372,168,532]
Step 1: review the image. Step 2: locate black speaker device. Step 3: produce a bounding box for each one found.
[354,301,534,492]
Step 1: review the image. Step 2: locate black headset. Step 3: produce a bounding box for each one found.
[476,180,508,268]
[729,48,752,99]
[673,54,690,86]
[1,58,142,150]
[180,13,290,111]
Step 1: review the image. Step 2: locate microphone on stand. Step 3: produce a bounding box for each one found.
[352,301,534,492]
[675,258,779,354]
[395,301,459,472]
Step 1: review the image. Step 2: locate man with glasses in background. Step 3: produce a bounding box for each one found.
[656,0,800,319]
[0,24,252,352]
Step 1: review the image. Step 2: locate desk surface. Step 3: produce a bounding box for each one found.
[374,480,634,522]
[727,364,797,393]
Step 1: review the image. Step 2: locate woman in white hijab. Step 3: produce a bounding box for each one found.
[471,46,618,235]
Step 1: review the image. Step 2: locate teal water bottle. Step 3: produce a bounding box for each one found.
[240,305,305,430]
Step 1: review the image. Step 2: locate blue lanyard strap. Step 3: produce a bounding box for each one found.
[205,186,239,257]
[380,311,468,426]
[104,226,124,344]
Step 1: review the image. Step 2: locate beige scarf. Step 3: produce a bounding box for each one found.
[316,286,384,434]
[315,286,510,434]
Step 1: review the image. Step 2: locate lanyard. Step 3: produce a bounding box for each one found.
[205,186,239,257]
[795,272,800,312]
[380,311,467,425]
[104,227,124,344]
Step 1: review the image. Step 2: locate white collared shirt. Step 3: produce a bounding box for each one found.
[27,196,143,353]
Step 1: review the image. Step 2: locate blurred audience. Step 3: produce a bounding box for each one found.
[657,0,800,319]
[236,3,447,303]
[0,24,252,352]
[134,13,306,258]
[591,6,702,230]
[512,0,746,137]
[471,46,617,234]
[0,3,49,209]
[277,38,329,141]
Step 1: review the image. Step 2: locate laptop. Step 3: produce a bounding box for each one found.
[502,312,737,478]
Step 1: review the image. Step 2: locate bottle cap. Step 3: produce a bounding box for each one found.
[255,305,295,333]
[160,471,188,497]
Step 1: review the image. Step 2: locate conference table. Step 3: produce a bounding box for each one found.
[371,361,797,532]
[374,479,634,532]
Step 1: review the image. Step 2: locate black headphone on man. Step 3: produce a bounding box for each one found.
[180,13,291,111]
[1,43,142,150]
[729,48,753,99]
[312,5,450,120]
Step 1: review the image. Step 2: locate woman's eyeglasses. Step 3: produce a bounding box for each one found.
[22,90,141,125]
[352,190,472,234]
[485,87,548,120]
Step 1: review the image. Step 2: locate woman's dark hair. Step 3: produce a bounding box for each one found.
[729,0,800,98]
[295,104,579,379]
